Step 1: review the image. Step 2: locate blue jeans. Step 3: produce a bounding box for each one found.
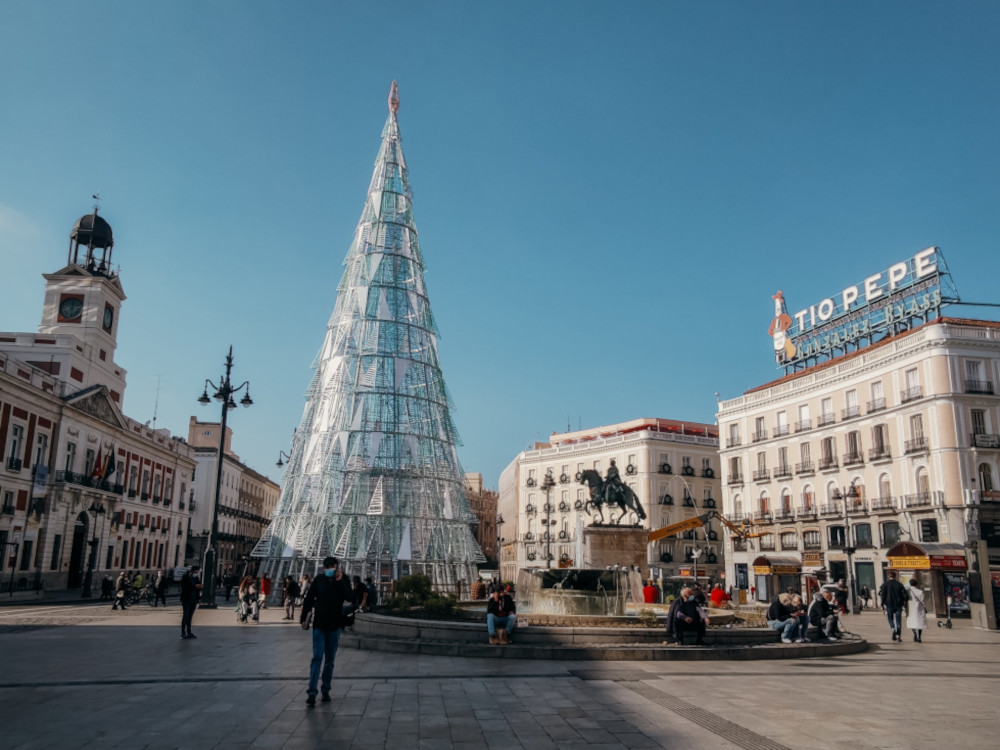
[795,615,809,640]
[768,618,798,640]
[487,613,515,636]
[885,607,902,632]
[308,627,343,696]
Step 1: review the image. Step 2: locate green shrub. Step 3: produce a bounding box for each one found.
[395,573,433,601]
[637,608,659,628]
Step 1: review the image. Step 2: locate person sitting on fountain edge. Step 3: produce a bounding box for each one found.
[665,587,709,645]
[486,587,516,645]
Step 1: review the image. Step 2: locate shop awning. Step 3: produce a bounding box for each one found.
[885,542,967,571]
[751,555,801,575]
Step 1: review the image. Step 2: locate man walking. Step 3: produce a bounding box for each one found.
[300,556,353,706]
[180,565,203,640]
[879,570,909,642]
[154,570,168,607]
[112,571,129,610]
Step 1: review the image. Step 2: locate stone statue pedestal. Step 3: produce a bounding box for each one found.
[582,526,648,570]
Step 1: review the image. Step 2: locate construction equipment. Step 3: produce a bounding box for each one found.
[647,510,767,543]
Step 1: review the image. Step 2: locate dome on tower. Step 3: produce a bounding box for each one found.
[70,213,114,250]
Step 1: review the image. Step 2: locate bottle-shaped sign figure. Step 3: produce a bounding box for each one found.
[768,290,797,363]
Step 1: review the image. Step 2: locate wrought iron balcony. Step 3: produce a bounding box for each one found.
[795,461,815,475]
[900,386,923,403]
[53,470,123,495]
[6,457,22,471]
[904,492,932,508]
[774,464,793,479]
[752,431,768,443]
[774,508,794,520]
[1,504,14,516]
[870,496,895,511]
[818,457,838,470]
[803,540,822,550]
[904,436,928,454]
[841,406,861,421]
[820,503,842,516]
[797,507,817,519]
[726,437,741,448]
[842,452,864,467]
[965,380,995,395]
[795,419,812,433]
[727,473,744,485]
[867,397,886,414]
[773,425,790,438]
[141,492,150,501]
[732,538,748,552]
[817,413,836,427]
[752,469,770,482]
[753,511,773,523]
[868,446,891,461]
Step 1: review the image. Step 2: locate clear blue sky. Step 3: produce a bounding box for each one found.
[2,2,999,489]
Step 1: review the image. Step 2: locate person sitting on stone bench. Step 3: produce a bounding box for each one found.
[487,588,516,645]
[767,592,802,643]
[665,587,709,645]
[806,586,841,642]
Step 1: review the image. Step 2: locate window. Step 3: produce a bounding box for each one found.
[919,519,939,543]
[905,368,920,390]
[870,380,884,410]
[879,474,892,501]
[846,431,862,461]
[702,457,712,471]
[759,492,770,514]
[50,535,61,570]
[802,486,814,510]
[979,463,995,494]
[756,452,767,471]
[129,467,138,492]
[755,417,766,438]
[820,397,834,424]
[759,533,775,551]
[820,437,836,467]
[33,434,48,469]
[777,447,788,471]
[682,456,692,469]
[828,526,846,548]
[733,495,743,517]
[8,424,24,461]
[916,468,930,497]
[910,414,924,438]
[780,489,791,512]
[872,424,888,455]
[855,524,873,547]
[803,530,821,549]
[85,449,95,476]
[972,409,987,436]
[882,521,901,547]
[844,389,859,419]
[728,424,740,446]
[776,411,788,436]
[19,540,33,571]
[64,442,77,472]
[800,442,811,463]
[729,456,742,478]
[798,404,810,425]
[780,531,797,550]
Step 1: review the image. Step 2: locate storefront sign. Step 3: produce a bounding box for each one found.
[679,568,692,577]
[973,434,1000,449]
[768,247,955,369]
[889,556,932,569]
[930,555,967,570]
[802,552,823,566]
[772,565,799,575]
[753,566,771,575]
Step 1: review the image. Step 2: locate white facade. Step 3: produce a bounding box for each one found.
[497,418,721,583]
[718,317,1000,614]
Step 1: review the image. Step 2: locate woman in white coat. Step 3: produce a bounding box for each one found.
[906,577,928,642]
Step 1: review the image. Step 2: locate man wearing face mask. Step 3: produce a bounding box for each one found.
[300,556,355,705]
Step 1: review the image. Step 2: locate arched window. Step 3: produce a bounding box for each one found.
[979,463,995,494]
[759,491,770,514]
[802,485,814,510]
[878,474,892,502]
[780,489,792,512]
[826,481,838,502]
[733,494,743,518]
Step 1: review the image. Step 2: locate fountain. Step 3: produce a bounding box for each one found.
[515,567,644,616]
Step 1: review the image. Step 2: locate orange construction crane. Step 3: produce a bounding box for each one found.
[647,510,767,543]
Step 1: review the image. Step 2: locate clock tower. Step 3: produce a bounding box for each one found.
[0,207,129,405]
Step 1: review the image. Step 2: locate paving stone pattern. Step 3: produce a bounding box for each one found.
[0,599,997,749]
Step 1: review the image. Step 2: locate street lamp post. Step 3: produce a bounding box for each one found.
[196,345,253,609]
[496,513,505,576]
[81,501,107,598]
[540,471,556,568]
[275,450,291,468]
[842,479,861,615]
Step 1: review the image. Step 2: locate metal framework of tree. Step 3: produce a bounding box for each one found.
[253,82,484,586]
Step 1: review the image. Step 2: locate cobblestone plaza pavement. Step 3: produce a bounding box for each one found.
[0,599,996,750]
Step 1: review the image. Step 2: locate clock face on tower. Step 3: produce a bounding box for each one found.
[103,305,114,331]
[58,295,84,322]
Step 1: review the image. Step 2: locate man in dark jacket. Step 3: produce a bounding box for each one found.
[300,556,354,705]
[179,565,202,640]
[878,570,909,642]
[806,588,840,641]
[486,588,516,645]
[666,587,708,645]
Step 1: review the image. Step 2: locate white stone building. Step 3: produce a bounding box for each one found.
[497,418,721,584]
[718,316,1000,615]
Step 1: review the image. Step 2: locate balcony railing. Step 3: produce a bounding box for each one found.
[797,507,817,519]
[732,538,748,552]
[141,492,150,501]
[971,433,1000,450]
[754,511,773,522]
[727,473,744,485]
[842,452,864,467]
[820,503,842,516]
[904,436,928,454]
[841,406,861,421]
[818,413,836,427]
[752,431,767,443]
[965,380,995,395]
[774,464,793,479]
[773,425,790,438]
[818,457,838,470]
[752,469,770,482]
[53,470,123,495]
[869,446,891,461]
[870,496,895,511]
[901,386,923,403]
[774,508,794,520]
[6,456,22,471]
[795,419,812,433]
[903,492,932,508]
[1,504,14,516]
[726,438,741,448]
[803,541,822,550]
[867,397,886,414]
[796,461,815,475]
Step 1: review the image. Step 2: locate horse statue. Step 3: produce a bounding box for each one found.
[578,468,647,525]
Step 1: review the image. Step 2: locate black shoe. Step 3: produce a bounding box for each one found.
[306,694,316,706]
[321,693,331,703]
[186,633,197,639]
[891,631,898,641]
[180,634,189,640]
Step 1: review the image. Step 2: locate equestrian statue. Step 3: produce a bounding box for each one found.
[578,460,646,525]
